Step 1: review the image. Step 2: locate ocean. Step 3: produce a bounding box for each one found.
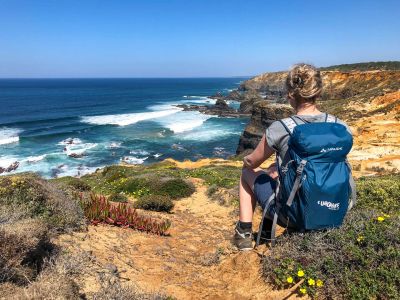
[0,78,249,178]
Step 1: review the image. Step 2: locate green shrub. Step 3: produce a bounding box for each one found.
[101,166,129,182]
[119,177,150,195]
[262,174,400,299]
[133,195,174,212]
[356,174,400,212]
[154,178,195,199]
[51,176,91,192]
[108,193,128,203]
[206,184,219,197]
[185,165,241,188]
[0,173,84,231]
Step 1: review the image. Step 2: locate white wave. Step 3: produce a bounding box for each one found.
[55,165,100,178]
[180,128,238,141]
[153,153,162,158]
[157,111,212,133]
[25,155,46,163]
[121,156,148,165]
[0,156,19,168]
[183,95,208,99]
[64,143,98,156]
[58,138,82,146]
[81,108,182,126]
[187,98,216,104]
[0,128,21,145]
[129,149,150,156]
[108,142,122,149]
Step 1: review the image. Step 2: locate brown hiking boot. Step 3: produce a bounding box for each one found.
[233,222,253,251]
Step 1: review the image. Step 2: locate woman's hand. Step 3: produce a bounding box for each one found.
[266,162,278,179]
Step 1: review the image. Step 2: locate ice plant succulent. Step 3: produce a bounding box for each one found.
[80,193,171,235]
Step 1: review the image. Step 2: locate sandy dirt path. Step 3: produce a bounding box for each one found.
[57,178,292,300]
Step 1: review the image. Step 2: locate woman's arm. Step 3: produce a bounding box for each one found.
[243,133,275,169]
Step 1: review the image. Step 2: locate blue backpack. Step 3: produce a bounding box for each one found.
[256,113,356,247]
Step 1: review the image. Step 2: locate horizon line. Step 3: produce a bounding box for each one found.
[0,75,254,80]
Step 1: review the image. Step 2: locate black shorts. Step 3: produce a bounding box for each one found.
[253,173,278,220]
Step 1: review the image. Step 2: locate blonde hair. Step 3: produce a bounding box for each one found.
[286,63,322,102]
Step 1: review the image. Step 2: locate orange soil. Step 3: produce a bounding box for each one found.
[348,91,400,176]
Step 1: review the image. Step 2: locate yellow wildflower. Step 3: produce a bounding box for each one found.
[308,278,315,286]
[287,276,294,284]
[297,270,305,277]
[357,235,365,242]
[377,216,385,222]
[383,213,390,218]
[316,279,323,287]
[299,287,307,294]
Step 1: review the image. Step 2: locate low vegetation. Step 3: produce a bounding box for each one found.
[263,174,400,299]
[4,162,396,299]
[0,171,171,298]
[108,192,128,203]
[133,195,174,212]
[0,173,84,231]
[319,61,400,71]
[82,165,196,200]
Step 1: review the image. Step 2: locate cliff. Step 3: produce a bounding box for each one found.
[235,63,400,167]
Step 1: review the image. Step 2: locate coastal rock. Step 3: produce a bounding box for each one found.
[225,90,244,101]
[68,153,85,159]
[238,90,265,113]
[0,161,20,174]
[209,90,244,102]
[236,102,293,154]
[214,99,229,109]
[175,100,250,118]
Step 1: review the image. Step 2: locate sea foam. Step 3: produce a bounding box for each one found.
[0,128,21,145]
[157,111,212,133]
[81,108,182,126]
[121,156,148,164]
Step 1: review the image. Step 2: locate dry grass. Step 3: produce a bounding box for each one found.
[0,219,50,285]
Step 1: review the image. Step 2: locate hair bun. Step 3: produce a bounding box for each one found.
[286,63,322,100]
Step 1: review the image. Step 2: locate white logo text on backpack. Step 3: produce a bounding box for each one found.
[317,201,340,210]
[320,147,343,153]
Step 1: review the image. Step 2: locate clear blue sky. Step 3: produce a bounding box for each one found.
[0,0,399,78]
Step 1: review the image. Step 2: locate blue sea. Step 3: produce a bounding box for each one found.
[0,78,249,178]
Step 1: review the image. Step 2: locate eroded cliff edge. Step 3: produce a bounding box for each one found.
[234,63,400,175]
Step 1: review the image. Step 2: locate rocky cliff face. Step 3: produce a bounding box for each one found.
[235,66,400,156]
[236,101,293,154]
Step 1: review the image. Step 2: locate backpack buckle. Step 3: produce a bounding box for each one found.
[296,160,307,175]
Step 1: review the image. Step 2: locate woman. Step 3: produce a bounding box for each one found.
[234,63,352,251]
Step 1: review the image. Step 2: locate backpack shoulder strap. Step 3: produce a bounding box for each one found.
[279,117,297,135]
[325,113,337,123]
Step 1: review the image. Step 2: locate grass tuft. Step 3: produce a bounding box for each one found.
[133,195,174,212]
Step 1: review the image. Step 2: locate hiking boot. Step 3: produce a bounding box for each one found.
[233,222,253,251]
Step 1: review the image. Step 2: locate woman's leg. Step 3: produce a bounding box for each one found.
[239,167,266,223]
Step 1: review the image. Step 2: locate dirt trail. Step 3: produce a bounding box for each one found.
[57,178,290,300]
